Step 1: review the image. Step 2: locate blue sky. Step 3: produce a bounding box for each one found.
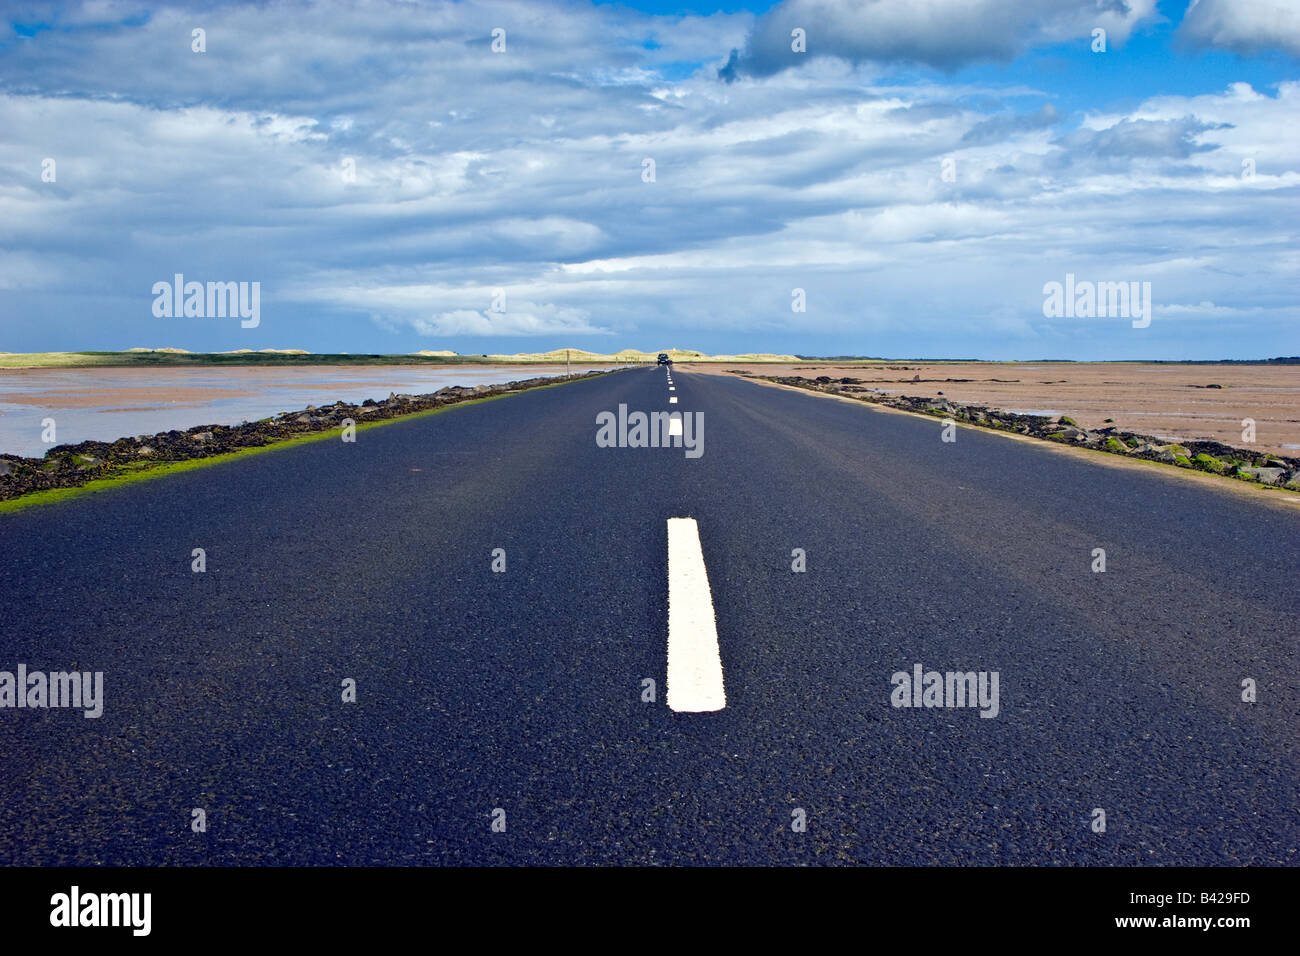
[1,0,1297,359]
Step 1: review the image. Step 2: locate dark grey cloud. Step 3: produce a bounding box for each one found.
[1051,116,1228,163]
[720,0,1157,80]
[961,103,1060,145]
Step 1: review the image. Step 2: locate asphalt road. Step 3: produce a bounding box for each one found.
[1,366,1296,865]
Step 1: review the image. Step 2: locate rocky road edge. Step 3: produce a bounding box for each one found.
[0,371,608,502]
[740,372,1300,492]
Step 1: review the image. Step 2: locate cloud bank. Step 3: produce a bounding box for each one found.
[0,0,1296,359]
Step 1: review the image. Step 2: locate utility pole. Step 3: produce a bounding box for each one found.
[566,349,570,378]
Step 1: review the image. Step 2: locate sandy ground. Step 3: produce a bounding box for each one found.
[687,362,1300,457]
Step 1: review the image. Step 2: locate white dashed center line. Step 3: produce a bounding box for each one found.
[669,396,678,403]
[666,518,726,713]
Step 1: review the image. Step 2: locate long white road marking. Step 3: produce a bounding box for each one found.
[666,518,726,712]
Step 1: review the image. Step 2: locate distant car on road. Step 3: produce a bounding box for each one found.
[657,353,672,365]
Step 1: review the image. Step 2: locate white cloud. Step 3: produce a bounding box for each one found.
[1180,0,1300,57]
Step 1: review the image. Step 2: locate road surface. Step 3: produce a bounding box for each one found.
[1,366,1296,864]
